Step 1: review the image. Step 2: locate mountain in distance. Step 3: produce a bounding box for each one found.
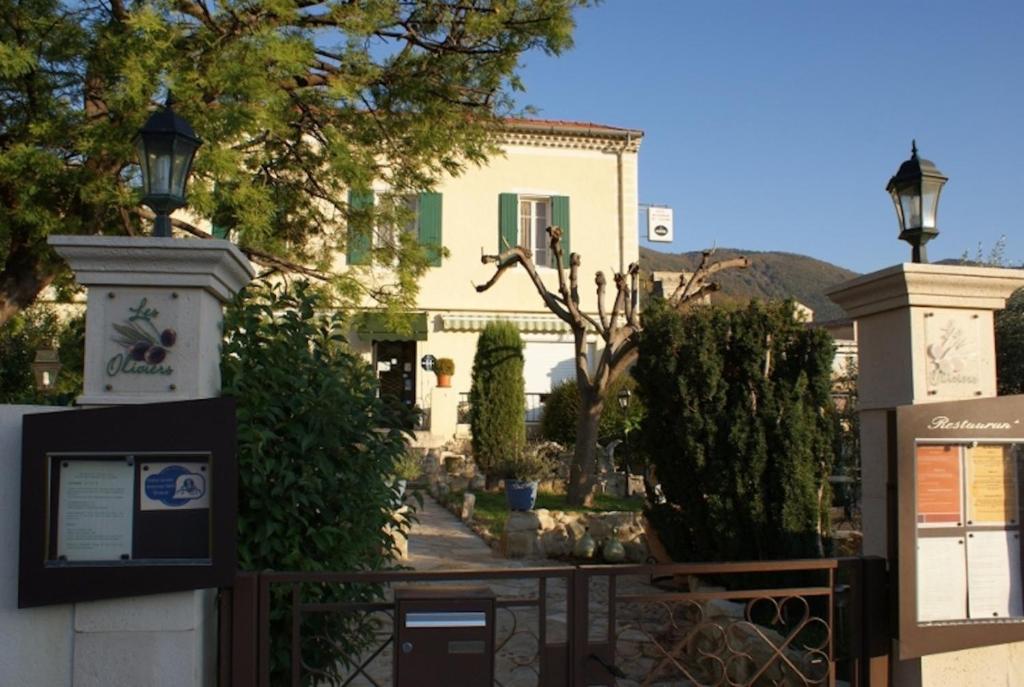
[639,247,860,322]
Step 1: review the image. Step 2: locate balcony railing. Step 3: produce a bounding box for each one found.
[457,392,549,424]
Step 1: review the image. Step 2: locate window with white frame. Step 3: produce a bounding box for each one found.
[373,195,419,251]
[519,197,550,267]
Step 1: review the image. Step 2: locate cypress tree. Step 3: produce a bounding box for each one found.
[637,300,835,562]
[469,322,526,485]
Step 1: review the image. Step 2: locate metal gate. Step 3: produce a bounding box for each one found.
[219,558,888,687]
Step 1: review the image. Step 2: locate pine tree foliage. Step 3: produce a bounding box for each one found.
[469,320,526,482]
[0,0,591,324]
[636,299,836,562]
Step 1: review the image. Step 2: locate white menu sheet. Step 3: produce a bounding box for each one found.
[56,460,134,561]
[917,536,968,622]
[966,530,1023,619]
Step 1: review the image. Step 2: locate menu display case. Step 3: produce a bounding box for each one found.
[896,395,1024,658]
[18,397,236,608]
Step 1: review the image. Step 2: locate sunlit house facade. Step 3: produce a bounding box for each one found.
[345,119,643,444]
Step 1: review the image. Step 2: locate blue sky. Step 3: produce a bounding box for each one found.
[515,1,1024,273]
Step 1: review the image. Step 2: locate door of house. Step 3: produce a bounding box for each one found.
[375,340,417,407]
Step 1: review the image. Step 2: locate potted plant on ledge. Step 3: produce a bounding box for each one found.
[434,357,455,388]
[499,443,557,511]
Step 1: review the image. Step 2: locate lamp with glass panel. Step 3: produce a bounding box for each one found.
[134,94,202,237]
[886,141,948,263]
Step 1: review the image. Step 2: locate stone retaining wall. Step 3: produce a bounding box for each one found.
[502,509,650,562]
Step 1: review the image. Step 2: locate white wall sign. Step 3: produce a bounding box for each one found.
[647,207,674,243]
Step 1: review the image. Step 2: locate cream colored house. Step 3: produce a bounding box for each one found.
[345,118,643,444]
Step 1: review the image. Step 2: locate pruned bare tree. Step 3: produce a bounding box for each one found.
[476,226,748,506]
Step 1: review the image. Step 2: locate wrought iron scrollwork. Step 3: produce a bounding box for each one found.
[614,594,832,686]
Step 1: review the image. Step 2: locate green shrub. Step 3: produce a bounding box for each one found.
[0,306,83,405]
[469,321,526,483]
[221,280,413,684]
[539,379,579,445]
[636,299,835,562]
[540,374,643,445]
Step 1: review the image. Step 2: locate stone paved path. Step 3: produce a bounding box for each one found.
[405,493,526,570]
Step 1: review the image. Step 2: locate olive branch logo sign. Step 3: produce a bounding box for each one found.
[107,297,176,377]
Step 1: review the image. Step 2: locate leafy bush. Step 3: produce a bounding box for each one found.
[469,321,526,484]
[0,306,83,405]
[636,299,835,562]
[221,280,413,684]
[540,374,644,445]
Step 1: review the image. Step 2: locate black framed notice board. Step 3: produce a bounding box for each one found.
[18,397,236,608]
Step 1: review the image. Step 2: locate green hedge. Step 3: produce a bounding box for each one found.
[636,299,835,562]
[996,288,1024,395]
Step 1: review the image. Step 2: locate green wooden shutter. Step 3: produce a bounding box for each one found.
[551,195,570,266]
[499,193,518,251]
[418,192,443,267]
[347,189,374,266]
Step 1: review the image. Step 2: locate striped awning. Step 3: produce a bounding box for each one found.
[440,313,572,334]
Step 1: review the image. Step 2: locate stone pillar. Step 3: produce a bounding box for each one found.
[828,262,1024,687]
[429,385,458,443]
[48,235,254,687]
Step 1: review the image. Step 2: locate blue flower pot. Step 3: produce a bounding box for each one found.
[505,479,539,511]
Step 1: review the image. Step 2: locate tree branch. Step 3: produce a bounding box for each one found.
[548,226,582,324]
[669,251,750,307]
[133,210,333,283]
[625,262,640,325]
[595,271,609,331]
[476,246,573,323]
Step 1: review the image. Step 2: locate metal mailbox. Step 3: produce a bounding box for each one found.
[394,586,495,687]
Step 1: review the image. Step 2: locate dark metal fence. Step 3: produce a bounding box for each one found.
[219,557,888,687]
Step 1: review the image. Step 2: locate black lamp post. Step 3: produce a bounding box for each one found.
[135,94,202,237]
[617,388,631,411]
[886,140,948,263]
